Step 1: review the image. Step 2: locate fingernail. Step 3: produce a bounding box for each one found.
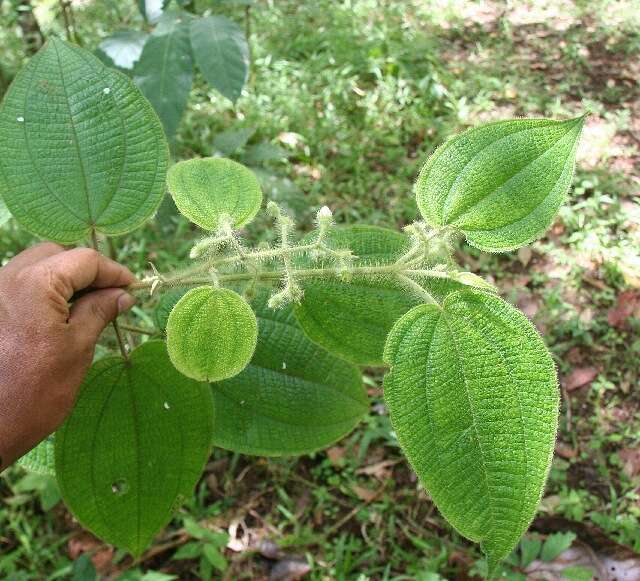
[117,293,137,314]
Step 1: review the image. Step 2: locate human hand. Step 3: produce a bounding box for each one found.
[0,243,137,470]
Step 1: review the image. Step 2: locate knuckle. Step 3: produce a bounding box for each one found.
[75,247,99,262]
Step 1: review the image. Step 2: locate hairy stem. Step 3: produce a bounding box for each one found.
[128,264,450,292]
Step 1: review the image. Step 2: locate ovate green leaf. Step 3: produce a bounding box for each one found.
[294,225,464,365]
[213,127,256,155]
[167,157,262,230]
[55,341,213,556]
[416,116,585,251]
[190,16,249,103]
[383,289,559,570]
[134,12,193,139]
[166,287,258,382]
[0,38,168,243]
[211,293,367,456]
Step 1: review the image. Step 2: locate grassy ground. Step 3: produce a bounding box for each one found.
[1,0,639,579]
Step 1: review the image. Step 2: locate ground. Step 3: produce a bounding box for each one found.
[0,1,639,579]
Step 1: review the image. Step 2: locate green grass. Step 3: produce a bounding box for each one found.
[1,0,639,578]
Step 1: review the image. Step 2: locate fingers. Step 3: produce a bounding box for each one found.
[69,288,136,344]
[37,247,136,300]
[3,242,64,273]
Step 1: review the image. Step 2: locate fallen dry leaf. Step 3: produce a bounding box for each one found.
[619,449,640,478]
[563,367,599,391]
[351,485,379,502]
[326,446,346,465]
[356,459,400,480]
[608,290,640,328]
[68,533,114,574]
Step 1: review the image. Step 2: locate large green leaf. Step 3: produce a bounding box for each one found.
[293,225,464,365]
[55,341,213,556]
[383,289,559,570]
[17,436,55,476]
[134,12,193,139]
[190,15,249,103]
[0,38,168,243]
[211,293,367,456]
[416,116,585,252]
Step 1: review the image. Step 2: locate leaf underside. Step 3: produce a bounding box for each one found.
[294,225,465,365]
[416,116,585,251]
[167,157,262,230]
[55,341,213,556]
[17,435,56,476]
[190,15,249,103]
[383,289,559,569]
[0,38,168,243]
[166,286,258,382]
[134,12,193,139]
[211,292,368,456]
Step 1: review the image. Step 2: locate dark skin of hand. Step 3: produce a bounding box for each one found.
[0,243,137,470]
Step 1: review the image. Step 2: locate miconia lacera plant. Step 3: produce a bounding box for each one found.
[0,39,585,573]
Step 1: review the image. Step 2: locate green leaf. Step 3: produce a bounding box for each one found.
[242,142,289,164]
[203,545,227,572]
[190,16,249,103]
[17,435,56,476]
[55,341,213,556]
[383,289,559,569]
[294,225,464,365]
[540,532,576,562]
[211,293,367,456]
[134,12,193,139]
[519,536,542,568]
[416,116,586,252]
[0,38,168,243]
[166,287,258,382]
[72,554,97,581]
[172,541,202,560]
[213,127,256,155]
[154,288,187,333]
[98,30,148,70]
[167,157,263,230]
[561,566,595,581]
[251,169,306,216]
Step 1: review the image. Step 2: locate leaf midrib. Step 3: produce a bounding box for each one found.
[443,121,574,224]
[53,40,94,225]
[441,311,494,542]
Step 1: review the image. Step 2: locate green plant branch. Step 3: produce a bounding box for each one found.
[90,229,129,361]
[126,206,489,307]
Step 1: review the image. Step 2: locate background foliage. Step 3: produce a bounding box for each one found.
[0,0,639,579]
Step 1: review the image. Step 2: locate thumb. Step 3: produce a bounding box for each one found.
[69,289,136,344]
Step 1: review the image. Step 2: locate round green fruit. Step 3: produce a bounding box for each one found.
[166,286,258,382]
